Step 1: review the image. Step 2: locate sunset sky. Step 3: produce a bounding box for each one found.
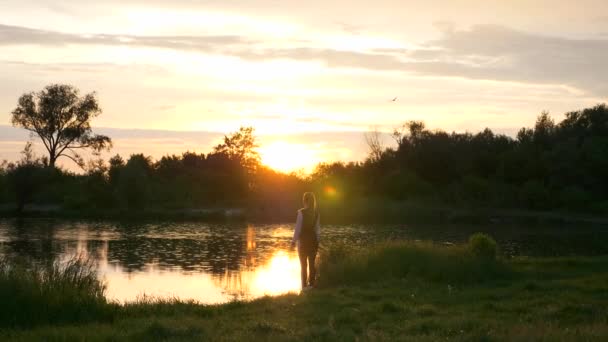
[1,0,607,171]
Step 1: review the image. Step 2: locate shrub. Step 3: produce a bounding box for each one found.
[519,180,552,210]
[0,257,116,328]
[318,239,511,287]
[558,186,592,210]
[468,233,498,261]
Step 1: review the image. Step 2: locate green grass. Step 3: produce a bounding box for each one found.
[0,257,116,328]
[318,239,509,287]
[2,240,608,341]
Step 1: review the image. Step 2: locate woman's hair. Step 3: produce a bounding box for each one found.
[302,192,317,211]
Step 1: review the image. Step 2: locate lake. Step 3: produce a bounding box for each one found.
[0,219,606,304]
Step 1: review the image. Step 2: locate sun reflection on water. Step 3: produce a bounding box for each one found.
[102,250,301,303]
[249,251,301,296]
[99,225,301,303]
[4,222,305,304]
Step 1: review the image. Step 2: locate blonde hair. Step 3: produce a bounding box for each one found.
[302,192,317,211]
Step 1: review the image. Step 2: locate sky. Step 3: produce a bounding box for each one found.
[1,0,607,171]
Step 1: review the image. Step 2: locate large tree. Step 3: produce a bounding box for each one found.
[213,126,260,172]
[11,84,112,168]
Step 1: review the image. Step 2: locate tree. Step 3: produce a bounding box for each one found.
[364,127,384,163]
[108,154,125,187]
[213,126,260,173]
[533,111,555,147]
[0,160,9,203]
[11,84,112,168]
[114,154,153,209]
[7,142,47,212]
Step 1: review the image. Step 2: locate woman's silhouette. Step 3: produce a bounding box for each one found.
[291,192,320,289]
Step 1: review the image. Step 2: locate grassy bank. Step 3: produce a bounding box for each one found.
[2,238,608,341]
[0,258,115,328]
[0,206,244,222]
[2,200,608,225]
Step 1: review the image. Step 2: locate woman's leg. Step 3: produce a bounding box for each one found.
[298,248,308,288]
[308,245,318,287]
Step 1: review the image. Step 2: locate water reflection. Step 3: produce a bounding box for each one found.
[0,220,302,303]
[101,250,300,303]
[1,219,607,303]
[212,251,300,300]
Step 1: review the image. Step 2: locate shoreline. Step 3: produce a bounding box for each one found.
[2,243,607,340]
[1,204,607,226]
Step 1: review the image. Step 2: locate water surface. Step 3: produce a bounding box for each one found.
[0,219,606,303]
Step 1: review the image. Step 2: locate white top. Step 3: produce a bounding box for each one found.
[292,210,321,246]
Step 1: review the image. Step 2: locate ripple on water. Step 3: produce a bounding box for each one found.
[0,219,607,302]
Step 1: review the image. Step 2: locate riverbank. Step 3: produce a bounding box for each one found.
[1,201,607,225]
[1,239,608,341]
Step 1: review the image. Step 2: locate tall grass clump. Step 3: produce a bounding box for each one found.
[0,257,116,328]
[318,235,512,287]
[468,233,498,261]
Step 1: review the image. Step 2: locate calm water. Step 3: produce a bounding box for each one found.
[0,219,606,303]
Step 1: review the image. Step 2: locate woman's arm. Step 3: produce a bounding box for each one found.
[292,211,303,245]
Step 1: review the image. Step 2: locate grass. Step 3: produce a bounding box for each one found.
[2,239,608,341]
[318,238,509,287]
[0,257,116,328]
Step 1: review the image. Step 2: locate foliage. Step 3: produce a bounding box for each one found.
[11,84,112,168]
[0,161,9,203]
[468,233,498,261]
[5,142,50,212]
[213,126,260,174]
[5,247,608,340]
[0,257,114,328]
[364,128,385,163]
[2,104,608,218]
[318,237,510,287]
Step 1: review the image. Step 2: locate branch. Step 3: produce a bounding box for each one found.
[64,144,94,149]
[58,151,85,170]
[55,134,82,158]
[25,119,54,156]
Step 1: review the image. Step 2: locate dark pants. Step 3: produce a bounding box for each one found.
[298,243,318,287]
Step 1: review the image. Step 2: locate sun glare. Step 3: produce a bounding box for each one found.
[259,141,319,173]
[250,251,301,296]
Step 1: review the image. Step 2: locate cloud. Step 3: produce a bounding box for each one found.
[0,24,251,52]
[245,25,608,95]
[404,25,608,95]
[333,21,365,35]
[3,23,608,96]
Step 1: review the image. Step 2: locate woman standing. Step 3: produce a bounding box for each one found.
[292,192,320,289]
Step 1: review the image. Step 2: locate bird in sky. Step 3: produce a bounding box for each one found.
[391,97,398,102]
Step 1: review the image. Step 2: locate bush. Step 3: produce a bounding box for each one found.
[445,176,492,205]
[519,180,552,210]
[468,233,498,261]
[558,186,592,211]
[0,257,116,328]
[318,239,510,287]
[382,171,434,200]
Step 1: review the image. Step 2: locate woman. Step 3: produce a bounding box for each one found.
[291,192,320,289]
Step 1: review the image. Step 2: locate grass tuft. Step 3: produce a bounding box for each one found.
[0,257,116,328]
[469,233,498,261]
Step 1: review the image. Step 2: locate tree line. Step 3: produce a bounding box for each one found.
[1,84,607,218]
[345,105,608,213]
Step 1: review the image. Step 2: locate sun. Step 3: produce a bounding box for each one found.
[259,141,319,173]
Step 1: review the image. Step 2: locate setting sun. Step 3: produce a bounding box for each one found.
[259,141,320,173]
